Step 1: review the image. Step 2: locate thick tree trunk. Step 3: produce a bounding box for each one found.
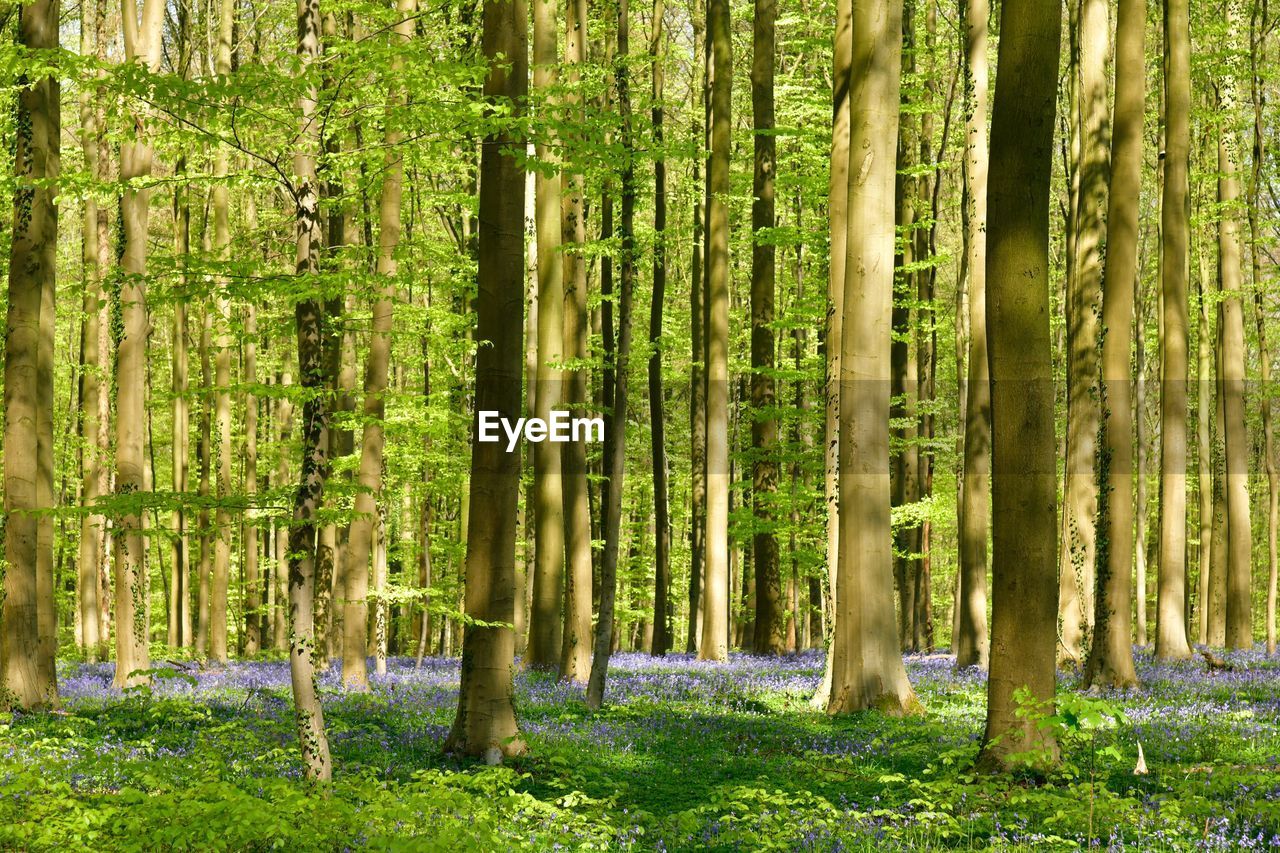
[976,0,1062,771]
[1085,0,1141,688]
[1155,0,1194,660]
[444,0,528,758]
[3,0,61,708]
[822,0,917,717]
[955,0,990,670]
[749,0,782,656]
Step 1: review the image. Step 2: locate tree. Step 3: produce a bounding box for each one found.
[1155,0,1194,661]
[977,0,1062,771]
[648,0,673,657]
[821,0,917,716]
[3,0,61,709]
[1085,0,1141,690]
[750,0,783,656]
[114,0,166,691]
[287,0,335,782]
[1059,0,1109,668]
[342,0,416,690]
[955,0,990,671]
[444,0,529,758]
[586,0,637,708]
[526,0,566,672]
[699,0,732,664]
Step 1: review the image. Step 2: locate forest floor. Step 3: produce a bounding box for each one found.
[0,647,1277,850]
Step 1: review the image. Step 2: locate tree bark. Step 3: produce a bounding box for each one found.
[3,0,61,708]
[976,0,1062,771]
[586,0,637,708]
[1155,0,1194,660]
[444,0,528,759]
[648,0,672,657]
[288,0,334,782]
[821,0,917,717]
[113,0,165,690]
[699,0,732,663]
[1085,0,1141,688]
[749,0,782,656]
[956,0,990,670]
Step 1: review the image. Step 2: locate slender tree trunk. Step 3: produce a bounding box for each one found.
[275,369,294,652]
[814,0,851,704]
[1085,0,1141,688]
[648,0,672,657]
[1209,335,1228,646]
[821,0,917,716]
[444,0,528,759]
[209,0,236,665]
[1248,0,1278,656]
[288,0,334,783]
[341,0,415,691]
[559,0,594,680]
[197,304,213,657]
[1217,96,1253,651]
[1197,269,1214,645]
[78,0,107,664]
[527,0,566,671]
[749,0,781,656]
[1136,279,1149,646]
[1155,0,1194,660]
[699,0,732,663]
[113,0,165,690]
[586,0,637,708]
[1059,0,1108,668]
[976,0,1062,771]
[244,305,260,656]
[3,0,61,708]
[956,0,990,670]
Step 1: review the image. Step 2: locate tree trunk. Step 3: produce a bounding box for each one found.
[527,0,566,672]
[444,0,528,758]
[1085,0,1141,688]
[341,0,414,691]
[1155,0,1194,660]
[113,0,165,690]
[699,0,731,663]
[976,0,1062,772]
[78,0,108,665]
[3,0,61,708]
[1217,100,1253,651]
[821,0,917,717]
[243,304,260,656]
[749,0,782,656]
[1059,0,1108,669]
[648,0,672,657]
[586,0,637,708]
[956,0,990,670]
[1197,269,1214,645]
[1136,279,1149,646]
[559,0,594,681]
[274,368,294,652]
[287,0,334,783]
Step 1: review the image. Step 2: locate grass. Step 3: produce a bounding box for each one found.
[0,647,1277,850]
